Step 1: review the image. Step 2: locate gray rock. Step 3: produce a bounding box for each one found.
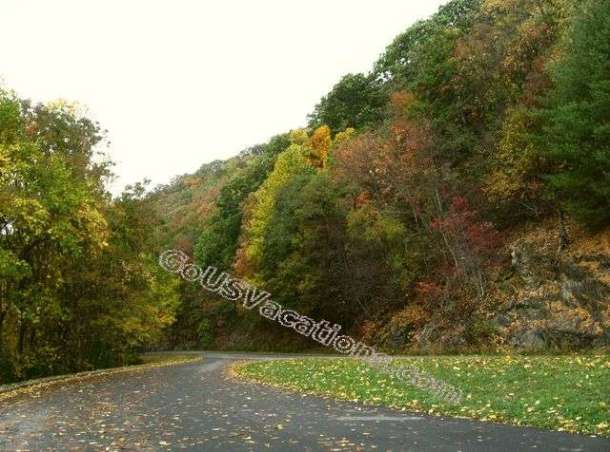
[510,329,546,350]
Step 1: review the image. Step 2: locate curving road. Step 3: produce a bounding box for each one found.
[0,352,608,451]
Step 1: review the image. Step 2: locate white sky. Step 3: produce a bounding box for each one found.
[1,0,447,194]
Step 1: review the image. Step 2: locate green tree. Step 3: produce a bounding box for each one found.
[0,90,179,381]
[540,0,610,227]
[194,135,290,270]
[240,143,314,276]
[308,74,387,134]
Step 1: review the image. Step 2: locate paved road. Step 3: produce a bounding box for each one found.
[0,352,608,451]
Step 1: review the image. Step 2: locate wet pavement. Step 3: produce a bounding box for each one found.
[0,352,608,451]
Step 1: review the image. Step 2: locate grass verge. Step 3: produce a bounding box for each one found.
[233,355,609,436]
[0,353,202,403]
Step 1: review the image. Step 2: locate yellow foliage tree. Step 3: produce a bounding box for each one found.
[308,125,332,168]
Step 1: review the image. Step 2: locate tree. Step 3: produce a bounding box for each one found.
[374,0,480,87]
[194,135,290,271]
[0,90,179,381]
[308,74,387,134]
[0,93,111,378]
[238,143,314,276]
[539,0,610,227]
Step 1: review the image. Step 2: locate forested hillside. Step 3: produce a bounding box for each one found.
[2,0,609,383]
[154,0,610,353]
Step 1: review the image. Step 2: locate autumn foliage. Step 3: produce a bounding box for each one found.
[3,0,607,378]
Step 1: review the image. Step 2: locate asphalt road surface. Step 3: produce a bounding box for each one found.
[0,352,608,451]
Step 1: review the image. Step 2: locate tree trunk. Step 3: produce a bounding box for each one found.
[18,311,26,355]
[0,308,6,351]
[558,208,570,252]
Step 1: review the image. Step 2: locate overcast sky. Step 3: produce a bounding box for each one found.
[1,0,447,194]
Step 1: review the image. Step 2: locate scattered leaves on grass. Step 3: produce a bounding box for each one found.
[234,355,610,436]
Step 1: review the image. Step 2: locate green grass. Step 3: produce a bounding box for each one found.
[234,355,610,436]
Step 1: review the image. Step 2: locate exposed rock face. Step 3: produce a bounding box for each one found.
[385,225,609,352]
[497,229,610,351]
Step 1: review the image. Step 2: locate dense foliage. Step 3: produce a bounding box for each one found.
[538,0,610,227]
[0,94,178,382]
[156,0,608,352]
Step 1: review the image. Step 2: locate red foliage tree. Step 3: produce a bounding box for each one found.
[431,196,502,298]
